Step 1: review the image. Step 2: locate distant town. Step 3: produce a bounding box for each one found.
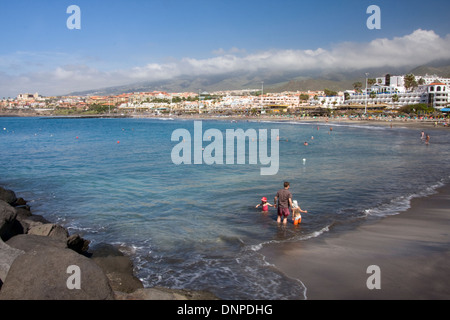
[1,74,450,117]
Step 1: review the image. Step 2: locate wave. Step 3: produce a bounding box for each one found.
[305,121,391,130]
[130,236,308,300]
[363,179,447,218]
[249,224,332,252]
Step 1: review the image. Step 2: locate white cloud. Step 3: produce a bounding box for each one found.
[1,29,449,97]
[212,47,247,55]
[212,48,226,55]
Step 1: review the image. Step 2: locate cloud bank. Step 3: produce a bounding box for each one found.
[1,29,449,97]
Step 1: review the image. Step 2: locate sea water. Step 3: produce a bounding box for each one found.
[1,117,449,299]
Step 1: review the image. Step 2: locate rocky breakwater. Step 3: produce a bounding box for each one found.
[0,186,217,300]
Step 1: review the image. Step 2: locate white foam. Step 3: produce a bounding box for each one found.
[364,180,446,218]
[249,224,331,252]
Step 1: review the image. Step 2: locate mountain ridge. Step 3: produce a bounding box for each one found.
[67,60,450,96]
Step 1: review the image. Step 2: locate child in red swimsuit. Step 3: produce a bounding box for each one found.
[255,197,274,212]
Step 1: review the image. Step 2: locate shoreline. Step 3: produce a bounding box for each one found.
[260,183,450,300]
[2,115,449,300]
[1,111,449,131]
[0,186,218,300]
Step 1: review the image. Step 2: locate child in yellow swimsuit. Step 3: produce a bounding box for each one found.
[292,200,307,225]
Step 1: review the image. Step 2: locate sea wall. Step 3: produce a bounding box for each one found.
[0,186,217,300]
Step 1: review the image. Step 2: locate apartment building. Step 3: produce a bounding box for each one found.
[427,82,448,109]
[310,95,345,108]
[345,74,450,109]
[17,92,41,101]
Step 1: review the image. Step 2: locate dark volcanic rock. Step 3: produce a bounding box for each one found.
[89,243,144,293]
[0,187,17,205]
[6,234,68,252]
[67,234,90,254]
[0,238,25,284]
[27,223,69,241]
[0,200,19,241]
[0,244,115,300]
[0,187,218,300]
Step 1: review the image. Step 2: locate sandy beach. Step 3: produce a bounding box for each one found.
[261,183,450,300]
[137,113,450,133]
[1,113,449,301]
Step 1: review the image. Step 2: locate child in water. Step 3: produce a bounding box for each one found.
[292,200,308,225]
[256,197,273,212]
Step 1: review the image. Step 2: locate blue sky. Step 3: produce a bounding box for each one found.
[1,0,450,97]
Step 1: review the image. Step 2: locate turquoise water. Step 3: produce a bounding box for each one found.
[1,117,449,299]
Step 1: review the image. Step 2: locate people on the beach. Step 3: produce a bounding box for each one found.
[255,197,273,212]
[292,200,308,226]
[274,182,293,224]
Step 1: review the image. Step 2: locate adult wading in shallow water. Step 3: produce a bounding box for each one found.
[274,182,293,224]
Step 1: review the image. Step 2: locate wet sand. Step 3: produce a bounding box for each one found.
[261,184,450,300]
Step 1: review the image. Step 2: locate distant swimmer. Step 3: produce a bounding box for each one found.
[425,134,430,145]
[421,131,425,140]
[303,141,309,146]
[276,136,288,142]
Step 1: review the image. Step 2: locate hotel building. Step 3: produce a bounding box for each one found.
[344,74,449,110]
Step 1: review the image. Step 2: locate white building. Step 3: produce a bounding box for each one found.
[17,92,40,101]
[346,74,450,110]
[426,82,448,109]
[375,74,450,87]
[260,94,300,107]
[375,75,405,88]
[417,74,450,86]
[310,95,345,108]
[346,90,427,108]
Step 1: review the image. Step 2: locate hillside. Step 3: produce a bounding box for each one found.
[67,61,450,96]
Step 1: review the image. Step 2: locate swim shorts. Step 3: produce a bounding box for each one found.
[278,207,290,217]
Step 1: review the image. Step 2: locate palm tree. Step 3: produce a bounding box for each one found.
[353,82,363,93]
[392,94,399,108]
[404,74,418,91]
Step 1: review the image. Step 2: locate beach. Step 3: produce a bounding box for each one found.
[1,115,449,300]
[1,109,449,129]
[260,183,450,300]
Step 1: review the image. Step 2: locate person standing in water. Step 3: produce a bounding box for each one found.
[256,197,273,212]
[292,200,308,225]
[274,182,293,224]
